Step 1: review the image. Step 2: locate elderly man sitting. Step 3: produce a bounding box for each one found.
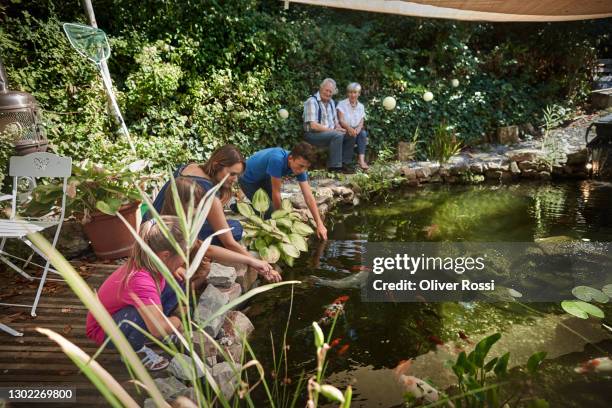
[303,78,355,173]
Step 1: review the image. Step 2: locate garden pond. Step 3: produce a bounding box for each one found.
[247,180,612,407]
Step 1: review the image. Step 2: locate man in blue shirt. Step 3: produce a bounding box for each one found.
[239,142,327,240]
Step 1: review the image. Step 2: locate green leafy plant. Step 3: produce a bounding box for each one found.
[426,124,462,163]
[237,189,315,266]
[450,333,547,408]
[27,158,160,222]
[349,162,406,200]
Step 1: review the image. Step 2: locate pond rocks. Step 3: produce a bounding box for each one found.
[221,311,255,341]
[168,354,207,380]
[331,185,355,203]
[315,187,334,206]
[195,284,229,337]
[506,148,541,163]
[290,193,307,209]
[496,125,520,145]
[212,361,241,401]
[217,282,242,303]
[510,161,521,175]
[154,375,190,400]
[206,263,237,288]
[566,148,588,165]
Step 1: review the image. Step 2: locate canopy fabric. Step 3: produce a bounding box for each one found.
[286,0,612,22]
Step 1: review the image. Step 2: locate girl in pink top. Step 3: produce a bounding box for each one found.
[86,216,207,371]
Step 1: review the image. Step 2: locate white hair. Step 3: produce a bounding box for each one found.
[319,78,338,95]
[347,82,362,93]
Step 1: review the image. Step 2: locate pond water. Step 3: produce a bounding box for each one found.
[247,180,612,407]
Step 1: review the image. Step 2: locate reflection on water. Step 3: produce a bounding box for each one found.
[248,181,612,406]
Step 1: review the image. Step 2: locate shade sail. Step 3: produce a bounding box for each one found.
[286,0,612,22]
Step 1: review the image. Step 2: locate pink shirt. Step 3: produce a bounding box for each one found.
[86,264,166,345]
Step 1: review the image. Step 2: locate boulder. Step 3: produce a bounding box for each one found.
[217,282,242,303]
[168,354,207,381]
[195,285,229,337]
[496,126,520,145]
[206,263,237,288]
[397,141,416,161]
[212,362,241,401]
[415,166,431,179]
[154,376,189,400]
[539,171,552,180]
[330,186,354,203]
[506,148,540,162]
[221,311,255,342]
[565,149,588,165]
[41,219,90,259]
[315,178,337,188]
[289,193,307,209]
[315,187,334,206]
[510,161,521,174]
[518,161,538,171]
[400,166,417,180]
[469,162,484,174]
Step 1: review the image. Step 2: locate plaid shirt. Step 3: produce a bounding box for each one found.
[303,92,337,131]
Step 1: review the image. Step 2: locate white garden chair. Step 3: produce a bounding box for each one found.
[0,152,72,336]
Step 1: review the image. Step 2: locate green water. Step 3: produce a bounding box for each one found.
[248,181,612,407]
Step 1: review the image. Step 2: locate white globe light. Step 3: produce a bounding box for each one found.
[423,91,434,102]
[382,96,396,111]
[451,79,460,88]
[278,108,289,120]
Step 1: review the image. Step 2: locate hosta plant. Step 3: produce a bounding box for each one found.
[237,189,314,266]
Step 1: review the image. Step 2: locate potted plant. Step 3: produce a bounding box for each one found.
[237,189,315,266]
[28,158,159,259]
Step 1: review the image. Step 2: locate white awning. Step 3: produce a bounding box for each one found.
[285,0,612,22]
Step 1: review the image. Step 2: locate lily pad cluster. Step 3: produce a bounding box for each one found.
[560,284,611,319]
[237,189,315,266]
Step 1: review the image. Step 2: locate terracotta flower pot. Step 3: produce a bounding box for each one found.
[82,202,140,260]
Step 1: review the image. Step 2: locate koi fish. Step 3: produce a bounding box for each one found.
[422,224,440,239]
[575,357,612,374]
[318,297,348,325]
[337,344,350,355]
[330,338,342,348]
[333,295,350,304]
[311,271,368,289]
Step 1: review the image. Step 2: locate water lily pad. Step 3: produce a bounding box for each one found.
[561,300,604,319]
[507,288,523,298]
[572,286,609,303]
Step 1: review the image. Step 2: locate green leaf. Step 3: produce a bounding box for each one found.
[342,386,352,408]
[96,200,117,215]
[252,188,270,213]
[289,233,308,252]
[494,352,510,378]
[561,300,603,319]
[293,221,314,236]
[572,286,609,303]
[527,351,547,374]
[280,242,300,258]
[602,284,612,298]
[281,198,293,211]
[275,218,293,230]
[271,209,288,219]
[484,357,498,372]
[319,384,345,403]
[237,202,254,217]
[472,333,501,367]
[262,244,281,264]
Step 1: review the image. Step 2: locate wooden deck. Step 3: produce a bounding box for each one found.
[0,261,150,407]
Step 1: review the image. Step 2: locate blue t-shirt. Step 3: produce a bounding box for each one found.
[241,148,308,184]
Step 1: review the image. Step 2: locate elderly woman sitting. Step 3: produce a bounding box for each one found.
[337,82,368,170]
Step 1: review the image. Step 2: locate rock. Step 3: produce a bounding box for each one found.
[500,171,513,182]
[206,263,237,288]
[484,170,503,180]
[400,166,417,180]
[429,174,442,183]
[469,162,484,174]
[154,376,189,400]
[235,264,258,293]
[289,193,307,209]
[212,362,240,401]
[42,219,90,259]
[195,285,229,337]
[168,354,207,380]
[539,171,552,180]
[315,187,334,205]
[506,148,541,162]
[521,169,540,179]
[221,311,255,342]
[318,203,329,219]
[510,161,521,174]
[496,126,520,145]
[217,282,242,303]
[331,186,354,203]
[518,161,538,171]
[415,167,431,179]
[566,149,588,165]
[223,342,244,363]
[519,122,540,137]
[315,178,337,188]
[397,141,416,161]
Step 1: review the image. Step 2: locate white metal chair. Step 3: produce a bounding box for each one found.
[0,152,72,334]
